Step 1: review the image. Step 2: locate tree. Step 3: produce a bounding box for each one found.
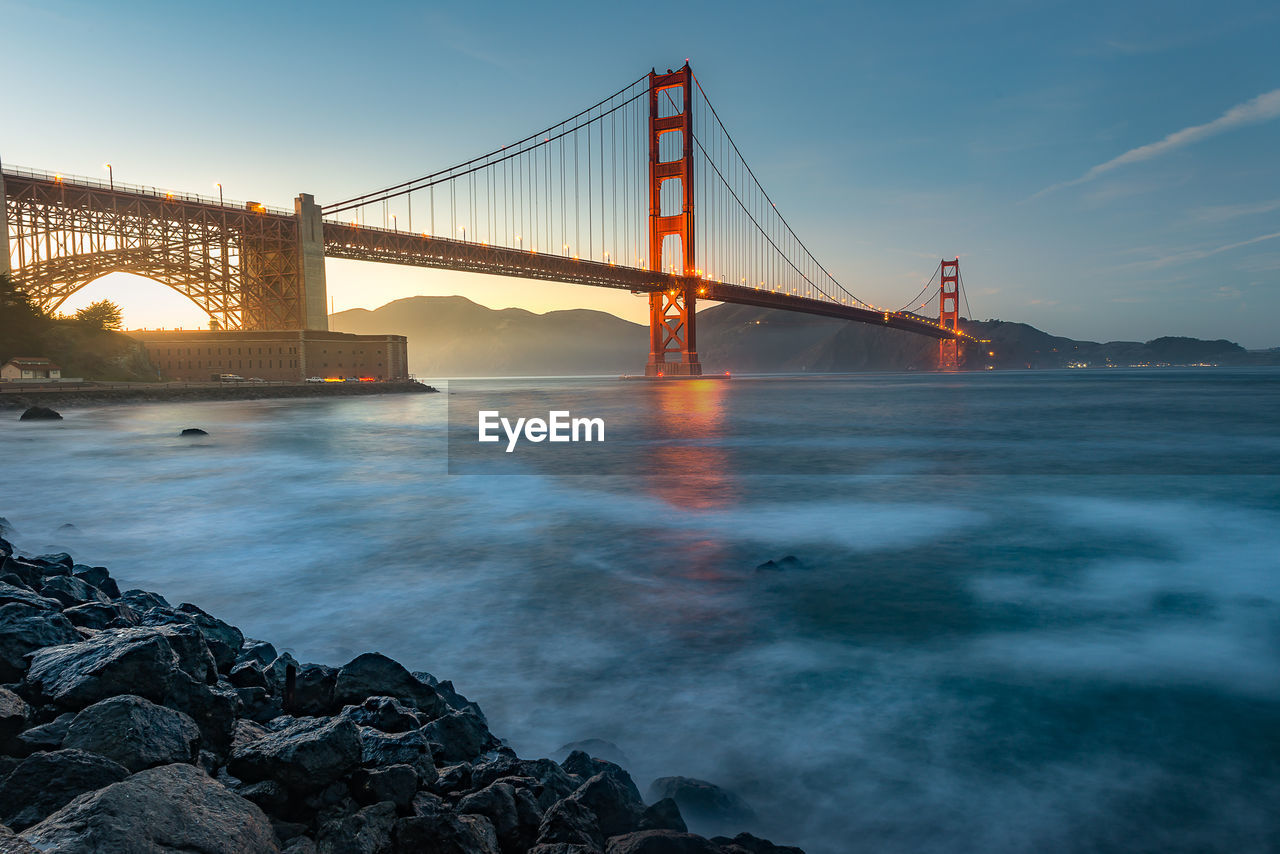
[75,299,123,331]
[0,271,48,360]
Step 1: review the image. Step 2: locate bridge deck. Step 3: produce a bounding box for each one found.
[323,223,969,342]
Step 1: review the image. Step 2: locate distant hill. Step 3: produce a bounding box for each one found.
[329,295,1274,378]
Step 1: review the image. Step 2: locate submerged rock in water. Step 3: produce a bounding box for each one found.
[755,555,805,572]
[556,737,632,768]
[180,427,208,436]
[18,406,61,421]
[647,777,757,832]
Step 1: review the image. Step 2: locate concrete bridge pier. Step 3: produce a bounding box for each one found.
[296,193,328,331]
[0,167,11,277]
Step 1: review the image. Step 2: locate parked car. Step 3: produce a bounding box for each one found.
[213,374,244,383]
[247,377,267,383]
[305,376,325,383]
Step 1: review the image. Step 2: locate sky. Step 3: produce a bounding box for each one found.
[3,0,1279,347]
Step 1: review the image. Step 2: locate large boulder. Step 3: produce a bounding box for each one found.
[536,798,605,850]
[646,778,756,833]
[229,715,362,792]
[0,749,130,830]
[459,780,544,853]
[392,812,502,854]
[38,575,109,609]
[333,652,445,718]
[71,566,120,599]
[0,603,81,681]
[350,764,418,810]
[358,726,438,784]
[421,709,498,763]
[562,751,642,803]
[20,762,279,853]
[24,627,192,707]
[343,695,423,733]
[0,582,61,611]
[316,801,397,854]
[62,694,201,772]
[569,773,645,839]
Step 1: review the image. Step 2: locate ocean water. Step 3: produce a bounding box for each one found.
[3,368,1279,853]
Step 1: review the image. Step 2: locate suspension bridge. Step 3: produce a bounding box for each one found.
[1,63,982,374]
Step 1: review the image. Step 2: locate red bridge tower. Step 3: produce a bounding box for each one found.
[645,63,702,377]
[939,258,961,371]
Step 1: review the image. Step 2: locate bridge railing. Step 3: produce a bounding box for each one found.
[1,164,292,217]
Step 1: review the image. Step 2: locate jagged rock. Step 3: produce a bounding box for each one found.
[639,798,687,832]
[71,566,120,599]
[0,583,61,611]
[334,652,445,718]
[38,575,109,608]
[282,838,318,854]
[605,830,721,854]
[236,778,291,812]
[343,695,423,732]
[562,751,643,803]
[393,812,502,854]
[422,709,498,762]
[0,686,29,746]
[413,671,486,718]
[117,589,170,611]
[570,772,645,839]
[180,427,209,436]
[708,833,806,854]
[0,603,81,681]
[230,661,271,690]
[18,407,62,421]
[176,602,245,672]
[133,612,223,681]
[646,777,756,832]
[351,763,418,810]
[357,725,439,784]
[0,749,131,830]
[62,694,201,772]
[459,779,544,853]
[316,801,397,854]
[755,555,805,572]
[238,639,279,667]
[61,601,140,630]
[229,715,362,792]
[13,712,74,755]
[431,762,472,795]
[285,662,336,716]
[556,739,631,768]
[0,557,41,588]
[537,798,605,850]
[24,626,196,707]
[21,762,279,853]
[0,824,40,854]
[527,846,602,854]
[34,553,73,570]
[237,685,284,722]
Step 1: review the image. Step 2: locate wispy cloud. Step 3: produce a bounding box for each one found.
[1117,230,1280,271]
[1031,89,1280,199]
[1190,198,1280,223]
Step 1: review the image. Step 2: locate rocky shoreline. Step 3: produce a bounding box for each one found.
[0,534,804,854]
[0,381,437,410]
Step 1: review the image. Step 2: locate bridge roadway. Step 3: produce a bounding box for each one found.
[322,222,975,343]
